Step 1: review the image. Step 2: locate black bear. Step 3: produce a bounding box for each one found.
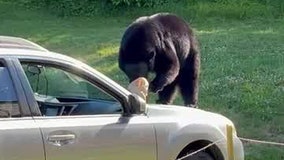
[118,13,200,107]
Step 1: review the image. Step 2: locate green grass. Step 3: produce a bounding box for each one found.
[1,1,284,159]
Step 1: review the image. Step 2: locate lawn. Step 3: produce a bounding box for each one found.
[1,1,284,159]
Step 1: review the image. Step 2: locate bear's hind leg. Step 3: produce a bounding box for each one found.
[179,50,200,107]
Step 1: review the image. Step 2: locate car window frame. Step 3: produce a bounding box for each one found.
[15,57,130,117]
[0,57,31,118]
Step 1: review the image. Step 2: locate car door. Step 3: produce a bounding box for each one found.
[0,58,44,160]
[16,59,156,160]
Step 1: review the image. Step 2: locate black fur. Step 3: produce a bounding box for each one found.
[119,13,200,107]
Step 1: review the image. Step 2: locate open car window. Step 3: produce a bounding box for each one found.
[21,62,123,116]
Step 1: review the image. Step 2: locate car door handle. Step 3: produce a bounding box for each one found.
[48,134,76,146]
[48,134,75,141]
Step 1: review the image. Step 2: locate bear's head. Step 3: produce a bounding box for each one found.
[119,22,159,83]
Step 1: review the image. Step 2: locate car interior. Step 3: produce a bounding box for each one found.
[22,63,123,116]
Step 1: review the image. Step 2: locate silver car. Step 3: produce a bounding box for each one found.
[0,36,244,160]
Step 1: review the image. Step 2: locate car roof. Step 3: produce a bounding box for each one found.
[0,36,77,63]
[0,36,121,86]
[0,36,48,52]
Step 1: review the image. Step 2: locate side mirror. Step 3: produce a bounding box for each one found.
[128,94,146,114]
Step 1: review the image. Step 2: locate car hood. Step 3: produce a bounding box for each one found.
[145,104,235,127]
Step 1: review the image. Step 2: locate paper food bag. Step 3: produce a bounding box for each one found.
[127,77,149,100]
